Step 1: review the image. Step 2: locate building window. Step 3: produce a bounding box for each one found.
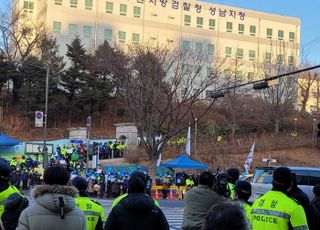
[83,26,92,38]
[237,48,243,59]
[278,30,284,40]
[118,31,126,43]
[53,21,61,34]
[249,50,256,61]
[207,67,213,76]
[238,24,244,35]
[106,2,113,14]
[276,54,284,64]
[133,6,141,18]
[205,90,213,98]
[209,19,215,30]
[54,0,62,6]
[184,15,191,26]
[196,17,203,28]
[23,1,34,13]
[226,22,233,32]
[247,72,254,81]
[267,28,272,39]
[182,64,190,74]
[236,71,243,80]
[70,0,78,8]
[250,25,256,36]
[196,42,203,53]
[120,4,127,16]
[68,24,77,35]
[288,56,295,65]
[182,40,190,51]
[104,29,112,42]
[132,33,140,44]
[265,52,271,63]
[289,32,295,42]
[225,47,232,58]
[85,0,92,10]
[208,44,214,54]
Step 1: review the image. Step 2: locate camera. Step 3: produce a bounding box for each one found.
[212,170,230,198]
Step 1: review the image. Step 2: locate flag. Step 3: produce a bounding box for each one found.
[244,141,255,174]
[185,125,191,155]
[156,141,164,167]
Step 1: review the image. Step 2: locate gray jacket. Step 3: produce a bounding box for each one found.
[182,185,226,230]
[16,184,86,230]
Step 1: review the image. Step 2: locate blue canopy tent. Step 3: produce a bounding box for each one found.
[0,134,20,146]
[160,154,208,169]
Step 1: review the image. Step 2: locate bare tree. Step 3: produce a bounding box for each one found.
[116,44,225,177]
[257,43,297,133]
[295,65,319,113]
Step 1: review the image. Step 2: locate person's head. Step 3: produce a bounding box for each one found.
[72,176,88,196]
[272,167,292,192]
[199,171,214,188]
[227,168,240,184]
[313,184,320,198]
[234,181,251,201]
[0,160,11,185]
[44,165,70,185]
[202,202,248,230]
[128,171,147,194]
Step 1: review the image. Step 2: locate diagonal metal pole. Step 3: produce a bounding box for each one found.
[43,65,49,169]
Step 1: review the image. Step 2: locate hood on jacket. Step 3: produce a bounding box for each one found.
[120,193,155,213]
[3,193,28,210]
[32,184,78,214]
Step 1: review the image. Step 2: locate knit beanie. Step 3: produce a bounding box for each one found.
[44,165,70,185]
[128,171,147,193]
[272,167,292,190]
[72,176,88,196]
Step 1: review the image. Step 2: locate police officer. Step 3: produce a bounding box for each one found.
[227,168,240,200]
[72,176,105,230]
[0,160,22,218]
[234,180,252,222]
[251,167,309,230]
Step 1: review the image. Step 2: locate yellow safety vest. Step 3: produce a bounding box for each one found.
[227,183,235,200]
[251,190,309,230]
[0,185,22,218]
[111,193,160,211]
[10,160,17,166]
[75,196,105,230]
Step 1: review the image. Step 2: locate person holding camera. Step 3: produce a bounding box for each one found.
[182,171,226,230]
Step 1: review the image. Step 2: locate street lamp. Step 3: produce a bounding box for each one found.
[86,116,92,168]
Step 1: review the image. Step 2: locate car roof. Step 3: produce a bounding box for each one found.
[255,166,320,171]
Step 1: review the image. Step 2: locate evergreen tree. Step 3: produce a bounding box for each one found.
[61,35,88,125]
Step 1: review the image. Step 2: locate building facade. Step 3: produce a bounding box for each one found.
[14,0,301,97]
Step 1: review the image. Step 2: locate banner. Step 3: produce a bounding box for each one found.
[185,125,191,155]
[244,141,255,174]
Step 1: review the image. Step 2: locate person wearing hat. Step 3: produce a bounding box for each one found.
[0,160,22,218]
[250,167,309,230]
[104,171,169,230]
[227,167,240,200]
[16,165,86,230]
[72,176,105,230]
[234,180,252,223]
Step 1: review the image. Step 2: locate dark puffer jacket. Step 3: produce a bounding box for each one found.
[1,193,28,230]
[104,193,169,230]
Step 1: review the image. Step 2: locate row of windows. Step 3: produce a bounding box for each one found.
[224,46,295,64]
[53,22,141,43]
[49,0,298,43]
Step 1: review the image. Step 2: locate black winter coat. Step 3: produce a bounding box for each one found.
[104,193,169,230]
[1,193,28,230]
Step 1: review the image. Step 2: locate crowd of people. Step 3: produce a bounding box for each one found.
[2,156,320,230]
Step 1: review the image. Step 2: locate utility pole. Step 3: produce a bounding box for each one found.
[86,116,92,169]
[194,118,198,154]
[43,65,49,169]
